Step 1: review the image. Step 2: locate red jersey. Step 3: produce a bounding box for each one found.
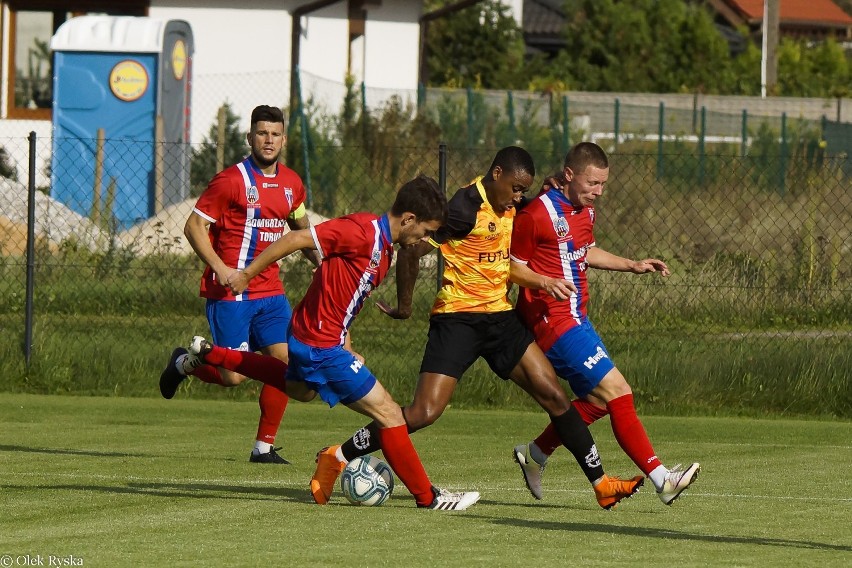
[510,188,595,352]
[193,157,307,301]
[290,213,394,348]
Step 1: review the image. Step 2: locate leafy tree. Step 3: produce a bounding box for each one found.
[189,103,246,197]
[423,0,531,89]
[550,0,735,93]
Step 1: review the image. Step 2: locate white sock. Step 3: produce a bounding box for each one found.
[334,446,348,464]
[253,441,272,455]
[528,441,548,465]
[649,465,668,491]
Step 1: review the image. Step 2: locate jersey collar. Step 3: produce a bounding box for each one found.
[377,213,393,248]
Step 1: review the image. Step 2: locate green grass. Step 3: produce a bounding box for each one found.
[1,394,850,567]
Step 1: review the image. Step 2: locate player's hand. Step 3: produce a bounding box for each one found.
[227,269,250,294]
[375,300,411,319]
[543,277,577,300]
[542,175,563,191]
[630,258,671,277]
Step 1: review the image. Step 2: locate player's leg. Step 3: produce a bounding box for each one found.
[500,318,642,508]
[249,296,292,464]
[303,344,478,510]
[189,337,314,401]
[334,313,477,462]
[345,381,477,510]
[592,367,700,505]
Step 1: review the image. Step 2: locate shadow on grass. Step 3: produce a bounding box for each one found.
[1,482,313,504]
[0,444,139,458]
[475,515,852,552]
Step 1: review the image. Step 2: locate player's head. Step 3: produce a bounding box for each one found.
[562,142,609,208]
[484,146,535,213]
[248,105,286,169]
[391,175,448,246]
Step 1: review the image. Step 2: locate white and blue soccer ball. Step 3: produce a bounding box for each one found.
[340,456,395,506]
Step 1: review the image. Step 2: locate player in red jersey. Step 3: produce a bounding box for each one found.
[173,175,481,510]
[510,142,700,505]
[159,105,319,464]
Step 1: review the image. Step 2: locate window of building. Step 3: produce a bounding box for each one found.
[6,1,149,120]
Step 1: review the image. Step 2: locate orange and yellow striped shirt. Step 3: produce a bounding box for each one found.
[429,176,514,315]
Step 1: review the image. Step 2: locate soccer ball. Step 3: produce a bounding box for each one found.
[340,456,395,506]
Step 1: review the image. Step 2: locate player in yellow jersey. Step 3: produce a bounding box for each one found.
[309,147,643,509]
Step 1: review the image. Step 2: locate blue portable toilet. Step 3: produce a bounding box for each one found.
[50,16,193,230]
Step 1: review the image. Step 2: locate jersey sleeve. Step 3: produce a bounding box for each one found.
[312,217,361,260]
[288,174,308,219]
[193,171,235,223]
[430,188,476,246]
[509,209,537,264]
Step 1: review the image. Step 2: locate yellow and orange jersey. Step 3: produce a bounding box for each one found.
[428,177,514,314]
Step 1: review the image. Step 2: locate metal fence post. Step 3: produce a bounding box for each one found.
[562,95,569,155]
[25,132,37,366]
[741,109,748,157]
[614,98,620,150]
[466,87,474,149]
[698,106,706,186]
[507,90,516,143]
[779,112,787,195]
[656,102,664,180]
[437,142,447,292]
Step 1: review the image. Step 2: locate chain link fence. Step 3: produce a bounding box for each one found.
[1,77,849,415]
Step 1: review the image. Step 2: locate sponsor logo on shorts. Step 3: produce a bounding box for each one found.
[583,346,608,370]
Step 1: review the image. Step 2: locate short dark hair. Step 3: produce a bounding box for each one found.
[391,175,448,224]
[564,142,608,173]
[250,105,285,127]
[487,146,535,178]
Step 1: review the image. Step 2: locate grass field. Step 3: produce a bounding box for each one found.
[1,394,850,567]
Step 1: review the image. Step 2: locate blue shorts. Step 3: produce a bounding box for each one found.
[206,295,291,351]
[286,333,377,408]
[545,319,615,398]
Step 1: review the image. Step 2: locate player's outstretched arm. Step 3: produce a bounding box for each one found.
[586,247,670,276]
[228,229,317,293]
[509,259,577,300]
[376,240,435,319]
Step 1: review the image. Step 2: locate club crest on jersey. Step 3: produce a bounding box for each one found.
[554,216,569,238]
[284,187,294,208]
[589,208,595,223]
[369,249,382,269]
[488,221,496,233]
[246,186,259,204]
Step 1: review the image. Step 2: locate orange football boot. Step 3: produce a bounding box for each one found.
[594,474,645,510]
[310,445,346,504]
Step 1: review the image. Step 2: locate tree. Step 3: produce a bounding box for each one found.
[423,0,531,89]
[549,0,736,94]
[189,103,246,197]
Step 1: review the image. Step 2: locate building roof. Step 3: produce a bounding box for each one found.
[723,0,852,27]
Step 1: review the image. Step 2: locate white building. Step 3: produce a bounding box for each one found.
[0,0,425,181]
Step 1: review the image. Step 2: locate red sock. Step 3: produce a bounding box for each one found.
[378,425,433,506]
[204,346,288,391]
[572,398,609,425]
[607,393,662,475]
[190,364,225,385]
[533,422,563,456]
[256,384,288,444]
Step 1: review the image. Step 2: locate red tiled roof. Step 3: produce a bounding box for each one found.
[726,0,852,25]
